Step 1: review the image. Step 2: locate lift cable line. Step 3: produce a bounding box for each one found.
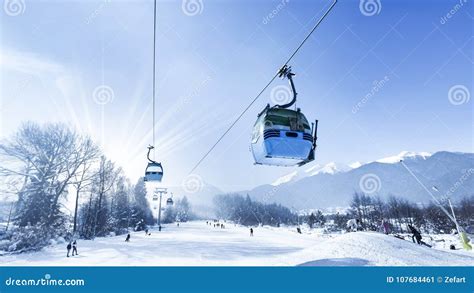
[144,0,164,183]
[189,0,337,174]
[152,0,157,154]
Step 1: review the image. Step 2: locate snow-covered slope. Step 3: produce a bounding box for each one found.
[1,221,472,266]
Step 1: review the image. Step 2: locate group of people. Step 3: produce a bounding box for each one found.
[207,220,255,236]
[206,220,225,229]
[66,241,78,257]
[346,218,430,247]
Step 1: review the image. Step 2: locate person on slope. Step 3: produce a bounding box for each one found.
[250,228,254,237]
[66,242,72,257]
[408,224,429,246]
[125,233,131,242]
[381,219,390,235]
[72,240,78,256]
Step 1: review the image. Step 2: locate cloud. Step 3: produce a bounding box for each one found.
[0,49,63,75]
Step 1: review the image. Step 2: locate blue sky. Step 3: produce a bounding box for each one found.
[0,0,472,191]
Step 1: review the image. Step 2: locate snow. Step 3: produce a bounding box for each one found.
[1,221,473,266]
[376,151,432,164]
[271,170,298,186]
[272,162,352,186]
[349,161,363,169]
[305,162,351,176]
[270,151,434,187]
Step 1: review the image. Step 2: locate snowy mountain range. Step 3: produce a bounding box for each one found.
[271,151,433,186]
[153,151,473,214]
[246,151,474,210]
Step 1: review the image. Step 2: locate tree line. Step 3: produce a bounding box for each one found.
[214,193,298,227]
[213,191,473,235]
[327,192,474,234]
[0,122,155,252]
[162,196,194,224]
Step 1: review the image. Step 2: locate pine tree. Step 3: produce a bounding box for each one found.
[308,212,316,228]
[315,210,326,227]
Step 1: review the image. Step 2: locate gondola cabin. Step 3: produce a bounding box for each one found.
[144,162,163,182]
[251,107,316,167]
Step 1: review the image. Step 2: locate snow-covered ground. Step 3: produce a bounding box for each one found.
[1,221,473,266]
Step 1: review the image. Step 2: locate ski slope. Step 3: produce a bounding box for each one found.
[1,221,473,266]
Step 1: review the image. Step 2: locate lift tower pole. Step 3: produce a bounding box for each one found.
[154,188,168,231]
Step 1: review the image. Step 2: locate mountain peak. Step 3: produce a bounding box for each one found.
[305,162,351,176]
[271,170,299,186]
[271,162,352,186]
[376,151,432,164]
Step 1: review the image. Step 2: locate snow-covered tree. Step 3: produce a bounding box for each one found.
[0,122,99,250]
[214,194,296,227]
[175,196,191,222]
[130,178,154,230]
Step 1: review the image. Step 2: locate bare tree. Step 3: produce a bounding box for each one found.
[71,153,99,233]
[0,122,99,228]
[91,156,120,238]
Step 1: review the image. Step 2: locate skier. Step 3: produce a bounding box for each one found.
[72,240,78,256]
[296,227,302,234]
[408,224,429,247]
[66,242,72,257]
[145,229,149,235]
[250,228,254,237]
[125,233,131,242]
